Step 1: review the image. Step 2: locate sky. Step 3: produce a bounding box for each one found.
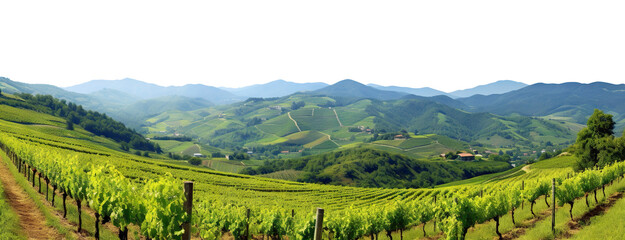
[1,1,624,92]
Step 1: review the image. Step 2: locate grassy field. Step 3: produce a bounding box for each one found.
[205,159,247,173]
[290,107,341,131]
[571,186,625,240]
[256,114,299,136]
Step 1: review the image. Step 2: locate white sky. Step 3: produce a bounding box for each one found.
[1,1,624,92]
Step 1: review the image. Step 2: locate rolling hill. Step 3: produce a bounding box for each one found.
[459,82,625,130]
[312,79,409,100]
[143,90,576,162]
[242,148,512,188]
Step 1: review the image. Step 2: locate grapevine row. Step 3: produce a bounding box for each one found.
[0,134,187,240]
[2,130,625,240]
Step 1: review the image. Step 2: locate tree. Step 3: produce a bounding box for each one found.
[188,157,202,166]
[154,143,163,154]
[575,109,617,170]
[66,121,74,130]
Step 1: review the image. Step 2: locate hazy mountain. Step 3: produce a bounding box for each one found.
[123,95,212,117]
[368,84,448,97]
[450,80,528,98]
[401,94,468,110]
[312,79,408,100]
[1,77,90,101]
[65,78,242,104]
[222,80,328,98]
[459,82,625,126]
[65,78,163,95]
[89,88,140,106]
[0,77,110,111]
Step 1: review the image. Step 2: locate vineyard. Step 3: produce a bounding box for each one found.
[1,110,625,240]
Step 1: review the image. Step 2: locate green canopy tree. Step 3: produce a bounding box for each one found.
[575,109,616,170]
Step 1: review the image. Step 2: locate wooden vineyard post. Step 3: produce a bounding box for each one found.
[32,168,36,188]
[77,199,82,232]
[521,181,524,209]
[245,208,251,240]
[551,178,556,234]
[314,208,324,240]
[95,212,100,240]
[433,195,437,232]
[45,177,49,201]
[182,181,193,240]
[62,191,68,218]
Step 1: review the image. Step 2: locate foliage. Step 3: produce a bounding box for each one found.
[0,93,158,151]
[574,109,625,170]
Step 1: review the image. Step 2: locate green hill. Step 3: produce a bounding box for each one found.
[241,148,512,188]
[459,82,625,131]
[139,92,575,162]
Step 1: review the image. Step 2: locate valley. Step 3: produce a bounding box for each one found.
[1,77,625,240]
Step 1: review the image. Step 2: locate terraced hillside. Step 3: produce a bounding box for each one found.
[142,94,576,162]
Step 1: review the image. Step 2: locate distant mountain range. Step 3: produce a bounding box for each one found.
[450,80,528,98]
[8,76,625,132]
[65,78,529,101]
[459,82,625,126]
[221,80,328,98]
[367,84,448,97]
[65,78,240,104]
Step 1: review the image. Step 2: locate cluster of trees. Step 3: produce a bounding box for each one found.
[490,154,511,162]
[574,109,625,170]
[246,117,263,126]
[290,101,306,110]
[229,151,250,160]
[366,132,411,142]
[151,136,193,141]
[1,93,160,152]
[168,152,193,160]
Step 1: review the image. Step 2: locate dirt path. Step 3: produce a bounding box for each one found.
[287,112,302,132]
[0,157,61,239]
[333,109,343,127]
[319,132,340,147]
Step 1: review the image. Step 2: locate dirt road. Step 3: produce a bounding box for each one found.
[0,156,60,239]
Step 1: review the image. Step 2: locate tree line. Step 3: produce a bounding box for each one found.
[0,93,160,152]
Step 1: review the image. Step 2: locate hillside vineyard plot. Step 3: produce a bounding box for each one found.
[2,117,625,240]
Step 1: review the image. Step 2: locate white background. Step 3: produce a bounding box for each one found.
[1,0,623,92]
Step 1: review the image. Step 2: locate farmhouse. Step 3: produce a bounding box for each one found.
[457,153,475,161]
[193,153,205,158]
[394,134,406,140]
